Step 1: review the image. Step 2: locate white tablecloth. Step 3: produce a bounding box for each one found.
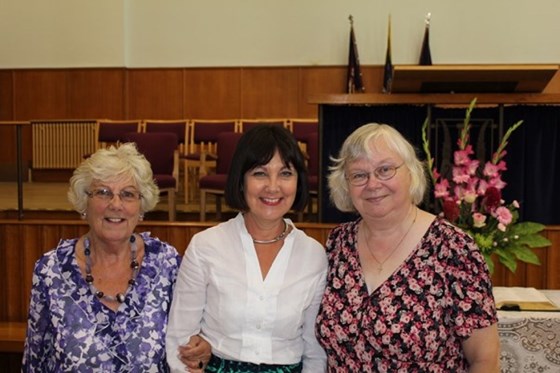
[497,290,560,373]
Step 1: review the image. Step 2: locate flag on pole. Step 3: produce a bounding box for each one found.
[347,15,365,93]
[419,12,432,65]
[382,15,393,93]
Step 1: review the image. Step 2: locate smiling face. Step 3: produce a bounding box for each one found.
[85,177,142,247]
[346,139,412,221]
[243,151,297,224]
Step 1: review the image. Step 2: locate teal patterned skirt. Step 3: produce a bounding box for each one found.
[205,354,302,373]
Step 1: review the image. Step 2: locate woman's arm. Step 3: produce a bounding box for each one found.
[22,260,52,372]
[301,268,327,373]
[166,242,208,373]
[462,323,500,373]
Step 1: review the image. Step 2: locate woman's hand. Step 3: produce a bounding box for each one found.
[178,334,212,372]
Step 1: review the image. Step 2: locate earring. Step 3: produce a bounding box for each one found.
[81,211,87,218]
[139,214,144,221]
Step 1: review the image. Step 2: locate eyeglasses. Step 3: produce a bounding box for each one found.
[86,188,142,203]
[346,164,404,186]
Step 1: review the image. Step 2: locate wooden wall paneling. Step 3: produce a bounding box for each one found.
[0,221,559,323]
[297,66,345,118]
[127,69,185,120]
[545,228,560,289]
[362,66,384,93]
[138,223,209,256]
[0,71,14,120]
[240,67,299,118]
[66,69,126,119]
[0,224,10,320]
[13,70,67,120]
[183,68,242,119]
[3,224,27,322]
[0,124,16,164]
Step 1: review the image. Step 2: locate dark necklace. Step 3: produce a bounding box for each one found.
[251,220,290,244]
[83,235,139,303]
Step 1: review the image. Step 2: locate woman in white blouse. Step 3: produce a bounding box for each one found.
[166,125,327,373]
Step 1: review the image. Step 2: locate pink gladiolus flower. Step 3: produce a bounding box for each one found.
[434,180,450,198]
[495,206,513,226]
[477,180,488,196]
[483,161,507,178]
[472,213,487,228]
[454,145,474,166]
[452,167,471,184]
[487,177,507,190]
[465,159,480,176]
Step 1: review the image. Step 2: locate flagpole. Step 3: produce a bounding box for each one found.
[419,12,432,65]
[346,14,365,93]
[382,14,393,93]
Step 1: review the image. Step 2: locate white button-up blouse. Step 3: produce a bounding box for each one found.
[166,213,328,372]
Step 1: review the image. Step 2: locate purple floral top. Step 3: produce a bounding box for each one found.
[22,232,180,373]
[315,218,498,373]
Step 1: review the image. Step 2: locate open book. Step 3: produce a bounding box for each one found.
[493,286,559,311]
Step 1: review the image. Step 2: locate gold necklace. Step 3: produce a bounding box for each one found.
[362,207,418,274]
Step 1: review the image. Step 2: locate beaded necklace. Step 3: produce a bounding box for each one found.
[83,235,139,303]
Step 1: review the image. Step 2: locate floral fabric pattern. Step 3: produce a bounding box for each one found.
[22,232,181,372]
[315,218,498,373]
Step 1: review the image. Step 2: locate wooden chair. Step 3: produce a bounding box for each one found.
[238,118,290,133]
[199,131,243,221]
[143,119,189,197]
[183,119,239,204]
[298,131,319,221]
[290,118,318,155]
[123,132,179,221]
[82,120,142,159]
[142,119,189,155]
[95,119,143,150]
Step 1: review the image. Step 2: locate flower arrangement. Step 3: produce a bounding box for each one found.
[421,98,551,273]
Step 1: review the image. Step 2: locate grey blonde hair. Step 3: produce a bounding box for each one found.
[328,123,427,212]
[68,143,159,214]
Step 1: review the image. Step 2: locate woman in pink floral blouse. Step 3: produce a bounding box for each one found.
[315,123,500,372]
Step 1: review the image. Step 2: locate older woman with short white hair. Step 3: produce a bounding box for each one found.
[22,143,188,372]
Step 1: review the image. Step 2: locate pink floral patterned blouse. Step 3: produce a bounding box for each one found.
[315,218,498,373]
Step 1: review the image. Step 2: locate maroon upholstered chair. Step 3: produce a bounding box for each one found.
[291,119,318,143]
[143,119,189,153]
[83,120,142,159]
[183,119,238,203]
[97,120,142,148]
[198,131,243,221]
[144,120,189,198]
[239,119,289,133]
[123,132,179,221]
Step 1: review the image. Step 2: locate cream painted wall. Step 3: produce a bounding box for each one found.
[1,0,559,68]
[0,0,124,68]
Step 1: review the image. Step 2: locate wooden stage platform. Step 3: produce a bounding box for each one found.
[0,181,243,222]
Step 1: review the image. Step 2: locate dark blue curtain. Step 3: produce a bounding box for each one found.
[319,104,560,225]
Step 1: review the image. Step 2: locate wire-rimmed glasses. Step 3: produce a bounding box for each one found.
[346,164,404,186]
[86,188,142,203]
